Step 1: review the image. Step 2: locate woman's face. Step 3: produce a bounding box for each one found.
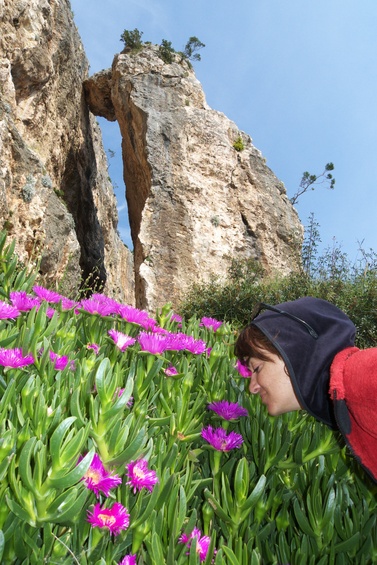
[247,351,302,416]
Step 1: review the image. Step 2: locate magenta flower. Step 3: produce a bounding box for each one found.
[137,332,169,354]
[164,364,179,377]
[179,528,212,562]
[0,347,34,368]
[79,298,117,317]
[32,285,64,303]
[201,426,243,451]
[10,291,40,312]
[60,297,78,310]
[108,329,136,351]
[118,555,137,565]
[49,351,75,371]
[116,304,156,329]
[87,343,100,354]
[45,306,57,319]
[235,359,252,378]
[87,502,130,536]
[171,313,182,324]
[126,459,158,493]
[81,453,122,497]
[201,316,223,332]
[0,300,20,319]
[164,332,207,354]
[208,401,248,420]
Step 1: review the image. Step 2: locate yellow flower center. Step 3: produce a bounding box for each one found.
[85,469,101,484]
[98,513,116,527]
[133,467,145,479]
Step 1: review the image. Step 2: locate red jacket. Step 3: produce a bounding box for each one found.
[330,346,377,483]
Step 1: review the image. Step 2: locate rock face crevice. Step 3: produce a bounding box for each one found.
[0,0,134,301]
[84,45,303,311]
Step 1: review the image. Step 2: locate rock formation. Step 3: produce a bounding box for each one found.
[0,0,134,302]
[84,45,303,311]
[1,1,302,313]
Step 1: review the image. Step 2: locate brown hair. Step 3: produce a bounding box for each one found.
[234,324,283,365]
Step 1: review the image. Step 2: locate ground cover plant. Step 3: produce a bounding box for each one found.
[0,231,376,564]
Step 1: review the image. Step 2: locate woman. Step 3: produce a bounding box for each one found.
[235,296,377,483]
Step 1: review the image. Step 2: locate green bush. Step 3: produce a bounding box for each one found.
[158,39,175,64]
[0,232,376,564]
[120,28,144,51]
[233,135,245,152]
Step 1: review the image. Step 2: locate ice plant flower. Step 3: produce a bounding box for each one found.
[9,291,40,312]
[79,298,117,317]
[116,303,156,329]
[87,343,100,354]
[179,528,212,562]
[208,400,248,420]
[235,359,253,378]
[0,347,34,368]
[108,329,136,351]
[49,351,75,371]
[171,313,182,324]
[201,316,223,332]
[137,331,169,355]
[164,364,179,377]
[81,453,122,497]
[87,502,130,536]
[126,459,158,493]
[164,332,207,354]
[60,297,78,310]
[0,300,20,319]
[32,285,64,303]
[118,556,137,565]
[201,426,243,451]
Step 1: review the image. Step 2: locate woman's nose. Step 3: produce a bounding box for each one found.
[248,374,260,394]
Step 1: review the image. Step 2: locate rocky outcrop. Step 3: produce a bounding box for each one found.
[0,0,134,301]
[84,46,303,311]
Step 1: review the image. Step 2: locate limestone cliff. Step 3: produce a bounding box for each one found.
[0,0,134,301]
[84,45,303,311]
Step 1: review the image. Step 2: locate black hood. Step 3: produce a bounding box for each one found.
[251,297,356,428]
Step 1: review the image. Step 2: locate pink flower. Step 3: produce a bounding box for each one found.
[49,351,75,371]
[137,332,169,354]
[87,502,130,536]
[201,426,243,451]
[126,459,158,493]
[118,555,137,565]
[235,359,253,378]
[179,528,212,562]
[0,300,20,319]
[60,297,78,310]
[201,316,223,332]
[164,364,178,377]
[10,291,40,312]
[108,329,136,351]
[164,332,207,354]
[81,453,122,497]
[45,306,57,319]
[0,347,34,368]
[116,304,156,330]
[32,285,64,303]
[87,343,100,354]
[171,313,182,324]
[208,401,248,420]
[79,298,117,317]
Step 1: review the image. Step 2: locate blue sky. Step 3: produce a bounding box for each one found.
[71,0,377,263]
